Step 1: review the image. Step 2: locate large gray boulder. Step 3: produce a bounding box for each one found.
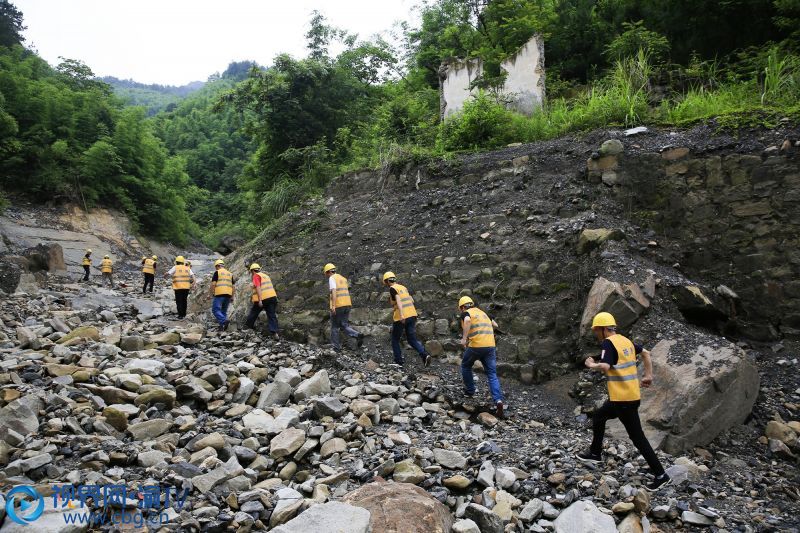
[0,395,43,444]
[554,500,616,533]
[271,501,371,533]
[633,337,760,454]
[580,277,651,336]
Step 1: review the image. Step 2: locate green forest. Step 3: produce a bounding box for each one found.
[1,0,799,248]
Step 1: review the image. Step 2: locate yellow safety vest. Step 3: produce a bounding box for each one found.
[466,307,495,348]
[251,272,277,302]
[214,268,233,296]
[142,258,155,274]
[82,256,91,266]
[331,273,352,308]
[100,259,112,273]
[604,334,641,402]
[390,283,418,322]
[172,264,191,290]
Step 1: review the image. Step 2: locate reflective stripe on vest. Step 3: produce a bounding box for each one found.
[172,265,191,290]
[390,283,418,322]
[142,258,155,274]
[252,272,277,302]
[466,307,495,348]
[605,334,641,401]
[82,256,91,266]
[101,259,112,273]
[332,273,352,307]
[215,268,233,296]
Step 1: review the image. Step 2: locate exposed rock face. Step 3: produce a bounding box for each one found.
[344,481,454,533]
[23,243,65,272]
[637,338,760,454]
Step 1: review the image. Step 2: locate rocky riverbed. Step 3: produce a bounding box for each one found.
[0,266,797,533]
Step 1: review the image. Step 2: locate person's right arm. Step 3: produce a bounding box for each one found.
[640,349,654,387]
[329,277,336,313]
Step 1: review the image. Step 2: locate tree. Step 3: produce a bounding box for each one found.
[605,21,670,63]
[0,0,25,47]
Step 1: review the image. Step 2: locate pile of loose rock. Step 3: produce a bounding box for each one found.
[0,273,798,532]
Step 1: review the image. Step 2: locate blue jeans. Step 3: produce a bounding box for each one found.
[245,297,279,333]
[391,316,427,364]
[212,295,231,326]
[461,346,504,403]
[331,306,360,350]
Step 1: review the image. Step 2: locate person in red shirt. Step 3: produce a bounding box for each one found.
[245,263,279,339]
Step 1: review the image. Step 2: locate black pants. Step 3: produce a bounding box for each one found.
[174,289,189,318]
[83,265,90,281]
[590,400,665,476]
[143,273,154,293]
[245,297,279,332]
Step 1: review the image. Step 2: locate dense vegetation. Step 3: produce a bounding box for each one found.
[1,0,799,248]
[100,77,205,116]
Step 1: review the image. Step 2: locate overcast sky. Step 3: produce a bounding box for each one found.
[15,0,417,86]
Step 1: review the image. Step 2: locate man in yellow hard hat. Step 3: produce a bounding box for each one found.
[245,263,279,339]
[210,259,234,331]
[579,311,671,492]
[142,255,157,294]
[163,256,195,319]
[382,271,431,367]
[100,255,113,288]
[81,249,92,282]
[458,295,504,417]
[324,263,363,352]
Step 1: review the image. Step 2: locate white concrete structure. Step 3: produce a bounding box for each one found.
[440,34,545,118]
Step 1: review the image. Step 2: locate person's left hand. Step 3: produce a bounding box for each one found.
[584,357,595,369]
[460,338,467,347]
[641,375,653,388]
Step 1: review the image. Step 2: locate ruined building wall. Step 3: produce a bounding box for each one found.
[440,34,545,118]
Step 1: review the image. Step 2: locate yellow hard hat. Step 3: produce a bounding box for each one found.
[591,312,617,328]
[214,259,225,266]
[323,263,336,273]
[458,296,474,308]
[383,271,396,282]
[152,255,157,260]
[249,263,261,271]
[85,249,92,253]
[104,255,109,259]
[175,255,185,264]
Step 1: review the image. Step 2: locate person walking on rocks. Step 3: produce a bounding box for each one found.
[244,263,279,339]
[382,271,431,367]
[164,255,195,319]
[578,311,671,492]
[142,255,157,294]
[210,259,234,331]
[100,255,113,288]
[458,296,504,417]
[81,249,92,281]
[324,263,364,352]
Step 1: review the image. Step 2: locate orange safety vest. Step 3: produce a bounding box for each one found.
[100,259,112,273]
[82,256,91,266]
[331,273,352,308]
[466,307,495,348]
[390,283,418,322]
[251,272,277,302]
[172,264,191,290]
[142,258,155,274]
[604,334,641,402]
[214,268,233,296]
